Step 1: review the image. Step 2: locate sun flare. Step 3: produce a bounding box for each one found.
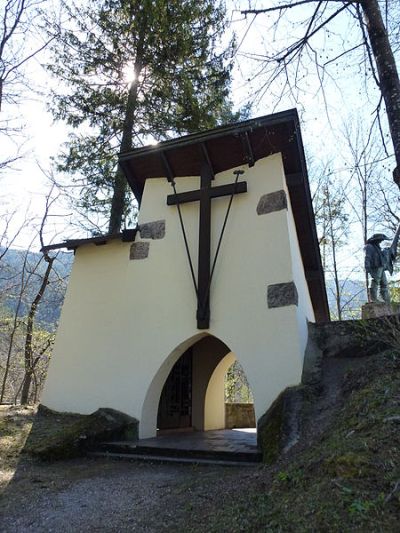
[122,63,137,85]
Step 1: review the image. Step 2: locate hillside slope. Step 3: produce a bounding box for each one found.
[205,351,400,531]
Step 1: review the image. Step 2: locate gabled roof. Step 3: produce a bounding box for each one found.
[119,109,330,322]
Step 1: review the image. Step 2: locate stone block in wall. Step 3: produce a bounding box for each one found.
[130,242,150,260]
[257,190,287,215]
[139,220,166,240]
[267,282,298,308]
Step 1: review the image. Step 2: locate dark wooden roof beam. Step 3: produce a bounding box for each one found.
[200,142,215,179]
[305,269,324,281]
[160,151,175,183]
[41,229,137,253]
[285,172,304,186]
[242,131,255,167]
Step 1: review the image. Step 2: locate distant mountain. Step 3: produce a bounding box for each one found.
[325,278,367,319]
[0,248,73,330]
[0,246,374,329]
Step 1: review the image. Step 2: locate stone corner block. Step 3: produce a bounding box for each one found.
[130,242,150,260]
[267,281,298,309]
[139,220,166,240]
[257,190,287,216]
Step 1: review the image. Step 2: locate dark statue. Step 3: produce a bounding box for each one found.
[364,225,400,303]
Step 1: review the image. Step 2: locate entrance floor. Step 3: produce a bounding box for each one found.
[140,428,258,455]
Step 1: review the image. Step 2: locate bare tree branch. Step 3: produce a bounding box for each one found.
[241,1,351,16]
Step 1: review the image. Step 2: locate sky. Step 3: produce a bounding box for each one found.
[1,0,399,292]
[227,1,399,292]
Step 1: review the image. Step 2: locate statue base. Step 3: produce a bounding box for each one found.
[361,302,400,320]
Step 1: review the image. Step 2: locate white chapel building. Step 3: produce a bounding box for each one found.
[42,110,329,439]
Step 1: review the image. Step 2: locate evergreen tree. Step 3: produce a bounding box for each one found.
[46,0,239,233]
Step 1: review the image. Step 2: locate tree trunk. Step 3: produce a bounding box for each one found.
[326,187,342,320]
[360,0,400,185]
[20,255,54,405]
[361,168,369,298]
[108,51,143,234]
[19,371,33,405]
[0,252,29,403]
[0,314,20,403]
[108,167,128,235]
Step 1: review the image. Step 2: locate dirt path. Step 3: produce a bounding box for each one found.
[0,406,262,532]
[1,456,258,532]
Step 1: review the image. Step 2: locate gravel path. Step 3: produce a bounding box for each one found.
[0,457,256,532]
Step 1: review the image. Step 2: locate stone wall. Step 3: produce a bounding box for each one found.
[258,313,400,463]
[225,403,256,429]
[301,315,400,385]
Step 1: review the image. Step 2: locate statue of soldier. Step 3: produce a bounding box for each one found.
[364,225,400,303]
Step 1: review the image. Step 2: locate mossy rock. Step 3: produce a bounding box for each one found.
[258,396,284,464]
[24,406,138,460]
[258,386,303,464]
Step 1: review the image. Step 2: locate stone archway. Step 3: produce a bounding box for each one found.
[140,333,207,438]
[141,333,240,438]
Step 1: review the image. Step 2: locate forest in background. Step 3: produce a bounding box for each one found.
[0,248,72,328]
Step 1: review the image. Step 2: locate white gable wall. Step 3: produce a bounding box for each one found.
[42,153,315,437]
[284,176,316,364]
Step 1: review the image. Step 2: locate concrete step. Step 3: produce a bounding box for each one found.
[88,450,261,467]
[93,440,262,464]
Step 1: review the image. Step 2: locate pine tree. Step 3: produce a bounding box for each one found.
[47,0,239,233]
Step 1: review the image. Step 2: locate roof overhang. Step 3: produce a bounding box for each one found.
[41,229,137,253]
[119,109,330,322]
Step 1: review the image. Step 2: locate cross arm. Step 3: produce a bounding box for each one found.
[167,181,247,206]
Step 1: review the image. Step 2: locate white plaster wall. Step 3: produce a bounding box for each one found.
[42,153,314,437]
[284,178,316,362]
[205,155,308,426]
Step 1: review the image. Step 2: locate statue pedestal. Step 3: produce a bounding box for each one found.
[361,302,400,319]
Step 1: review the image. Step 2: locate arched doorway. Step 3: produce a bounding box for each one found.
[154,335,256,434]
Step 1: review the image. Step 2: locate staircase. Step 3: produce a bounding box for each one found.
[89,429,262,466]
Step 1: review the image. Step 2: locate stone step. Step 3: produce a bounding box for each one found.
[93,441,262,464]
[88,451,261,467]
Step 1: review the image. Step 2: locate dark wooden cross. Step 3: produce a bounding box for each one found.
[167,158,247,329]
